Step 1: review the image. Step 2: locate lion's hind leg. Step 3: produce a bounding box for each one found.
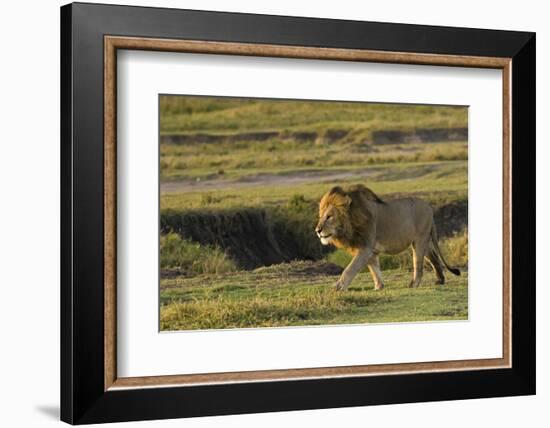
[426,249,445,285]
[367,255,384,290]
[409,240,429,288]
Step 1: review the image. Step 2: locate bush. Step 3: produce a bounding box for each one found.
[160,232,237,275]
[286,193,309,210]
[326,249,353,270]
[270,194,328,261]
[200,193,221,206]
[379,252,412,271]
[440,228,468,267]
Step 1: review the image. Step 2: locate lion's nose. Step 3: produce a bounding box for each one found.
[315,226,322,235]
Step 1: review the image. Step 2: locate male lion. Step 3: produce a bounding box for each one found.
[315,185,460,291]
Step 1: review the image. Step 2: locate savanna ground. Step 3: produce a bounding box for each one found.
[159,96,469,331]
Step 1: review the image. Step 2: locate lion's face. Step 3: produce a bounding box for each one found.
[316,185,383,252]
[316,202,350,246]
[316,187,354,246]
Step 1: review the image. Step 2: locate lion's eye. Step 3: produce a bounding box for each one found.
[327,215,332,220]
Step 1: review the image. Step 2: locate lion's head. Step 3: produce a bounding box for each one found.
[315,185,384,250]
[315,187,353,246]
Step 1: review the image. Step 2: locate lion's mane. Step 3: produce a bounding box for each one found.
[318,184,384,253]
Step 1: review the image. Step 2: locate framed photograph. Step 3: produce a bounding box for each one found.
[61,2,535,424]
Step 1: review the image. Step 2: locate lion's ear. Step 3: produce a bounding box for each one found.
[329,186,345,196]
[343,195,352,207]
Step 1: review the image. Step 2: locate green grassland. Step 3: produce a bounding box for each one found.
[160,261,468,330]
[160,96,466,136]
[159,231,468,330]
[160,160,467,212]
[159,96,469,331]
[160,139,467,182]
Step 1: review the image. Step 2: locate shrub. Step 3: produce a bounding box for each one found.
[200,193,221,206]
[270,194,327,261]
[440,228,468,267]
[160,232,237,275]
[326,249,353,270]
[287,193,309,210]
[379,252,412,271]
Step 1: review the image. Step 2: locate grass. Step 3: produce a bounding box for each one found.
[159,233,468,331]
[441,228,469,267]
[160,261,468,330]
[160,96,467,136]
[160,232,237,275]
[160,140,468,181]
[158,96,469,331]
[160,161,468,212]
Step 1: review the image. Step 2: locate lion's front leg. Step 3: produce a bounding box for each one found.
[335,248,372,291]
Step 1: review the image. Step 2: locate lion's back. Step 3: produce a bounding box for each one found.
[375,197,434,249]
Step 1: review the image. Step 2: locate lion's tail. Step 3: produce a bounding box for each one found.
[430,224,461,276]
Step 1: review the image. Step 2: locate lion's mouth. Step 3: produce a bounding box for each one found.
[318,232,333,245]
[319,233,333,246]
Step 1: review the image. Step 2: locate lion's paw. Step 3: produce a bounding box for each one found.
[334,279,347,291]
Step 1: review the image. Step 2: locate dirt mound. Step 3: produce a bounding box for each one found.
[160,268,191,279]
[162,127,466,146]
[252,260,343,277]
[289,261,344,276]
[372,127,468,145]
[433,200,468,237]
[161,130,316,145]
[161,209,317,270]
[161,201,466,271]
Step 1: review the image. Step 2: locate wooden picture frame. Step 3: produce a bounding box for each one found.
[61,2,535,424]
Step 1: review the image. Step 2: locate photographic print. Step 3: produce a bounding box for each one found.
[62,7,534,421]
[159,95,468,331]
